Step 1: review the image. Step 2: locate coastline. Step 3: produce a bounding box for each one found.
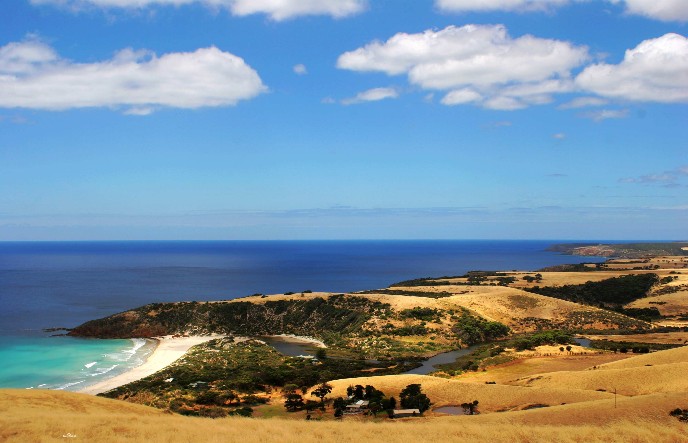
[269,334,326,348]
[78,335,224,395]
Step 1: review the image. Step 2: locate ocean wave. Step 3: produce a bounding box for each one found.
[84,362,97,369]
[56,380,84,390]
[105,338,148,362]
[91,364,118,376]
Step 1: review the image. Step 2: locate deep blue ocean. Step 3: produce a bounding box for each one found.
[0,240,604,390]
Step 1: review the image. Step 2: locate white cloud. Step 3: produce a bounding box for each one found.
[123,106,154,115]
[580,109,629,121]
[293,63,307,75]
[483,96,527,110]
[576,33,688,103]
[617,0,688,22]
[341,87,398,105]
[0,39,266,113]
[436,0,569,13]
[337,24,589,109]
[441,88,482,105]
[30,0,367,20]
[558,96,608,109]
[553,133,566,139]
[436,1,688,22]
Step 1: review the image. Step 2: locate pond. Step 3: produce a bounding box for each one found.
[434,406,468,415]
[404,345,481,375]
[573,337,592,348]
[260,336,319,357]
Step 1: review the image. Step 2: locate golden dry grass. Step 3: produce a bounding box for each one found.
[2,389,687,443]
[326,374,614,412]
[372,285,597,323]
[627,290,688,316]
[513,362,688,396]
[596,345,688,369]
[457,352,631,385]
[585,332,688,345]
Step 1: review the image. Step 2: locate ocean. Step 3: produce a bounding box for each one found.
[0,240,604,391]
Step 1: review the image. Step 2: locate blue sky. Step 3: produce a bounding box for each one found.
[0,0,686,240]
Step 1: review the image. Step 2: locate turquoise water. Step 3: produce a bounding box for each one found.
[0,335,155,391]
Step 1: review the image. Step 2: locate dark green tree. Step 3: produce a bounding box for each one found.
[283,385,305,412]
[461,400,479,415]
[399,384,431,413]
[311,382,333,405]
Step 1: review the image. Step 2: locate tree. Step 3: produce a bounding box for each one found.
[364,385,385,402]
[566,345,572,353]
[559,346,565,352]
[333,397,346,410]
[399,384,431,413]
[315,348,327,360]
[353,384,365,400]
[311,382,333,405]
[283,385,305,412]
[368,401,382,417]
[461,400,479,415]
[304,400,320,412]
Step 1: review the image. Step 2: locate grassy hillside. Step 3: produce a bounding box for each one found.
[2,389,687,443]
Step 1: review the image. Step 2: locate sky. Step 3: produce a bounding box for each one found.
[0,0,686,241]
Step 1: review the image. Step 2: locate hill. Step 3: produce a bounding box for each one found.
[2,388,686,443]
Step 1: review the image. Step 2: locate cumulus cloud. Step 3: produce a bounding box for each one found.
[0,38,266,113]
[337,24,588,110]
[341,87,399,105]
[436,0,569,13]
[293,64,307,75]
[615,0,688,22]
[30,0,367,20]
[558,96,608,109]
[440,88,482,105]
[576,33,688,103]
[436,1,688,22]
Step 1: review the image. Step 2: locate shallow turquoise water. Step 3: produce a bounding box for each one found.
[0,335,154,391]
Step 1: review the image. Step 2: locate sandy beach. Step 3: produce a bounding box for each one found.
[79,335,224,395]
[270,334,326,348]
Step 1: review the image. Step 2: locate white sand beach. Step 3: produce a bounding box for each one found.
[271,334,327,348]
[79,335,224,395]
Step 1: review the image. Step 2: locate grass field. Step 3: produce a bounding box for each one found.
[2,388,687,443]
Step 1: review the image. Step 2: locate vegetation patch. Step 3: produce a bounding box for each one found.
[589,339,682,353]
[452,309,511,345]
[524,274,659,306]
[101,338,416,415]
[357,289,455,298]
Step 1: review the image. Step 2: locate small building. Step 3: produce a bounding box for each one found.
[345,400,369,414]
[392,409,420,418]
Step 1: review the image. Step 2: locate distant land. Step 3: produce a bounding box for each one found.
[547,242,688,258]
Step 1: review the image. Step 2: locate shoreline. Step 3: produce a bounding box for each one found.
[78,335,224,395]
[77,334,325,395]
[268,334,327,348]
